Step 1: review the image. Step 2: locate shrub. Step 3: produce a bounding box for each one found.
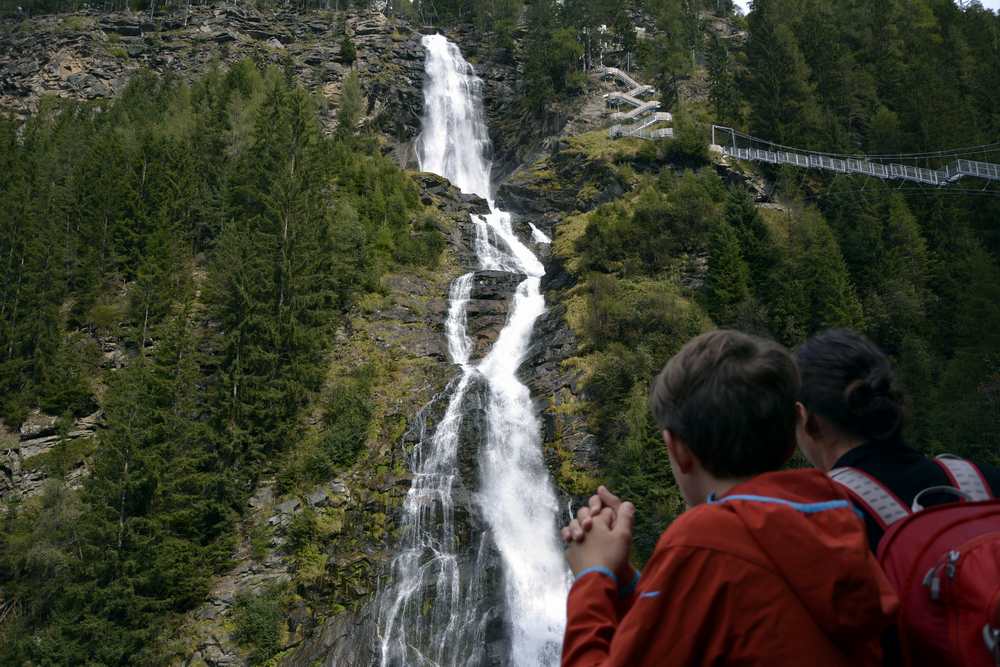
[232,586,286,665]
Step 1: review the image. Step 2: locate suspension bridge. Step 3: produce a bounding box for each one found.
[712,126,1000,186]
[599,67,674,140]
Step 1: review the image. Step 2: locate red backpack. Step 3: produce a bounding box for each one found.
[830,455,1000,667]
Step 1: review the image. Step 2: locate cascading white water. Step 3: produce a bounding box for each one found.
[376,269,484,667]
[377,34,569,667]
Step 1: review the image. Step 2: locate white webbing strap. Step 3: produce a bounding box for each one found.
[829,467,910,528]
[935,455,993,502]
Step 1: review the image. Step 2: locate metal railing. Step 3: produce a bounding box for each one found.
[599,67,642,91]
[610,101,662,121]
[598,68,655,97]
[605,91,643,107]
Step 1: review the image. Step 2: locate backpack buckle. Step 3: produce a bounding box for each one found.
[924,565,942,601]
[946,550,961,579]
[984,625,1000,664]
[911,486,973,512]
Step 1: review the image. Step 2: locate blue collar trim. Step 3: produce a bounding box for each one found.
[707,493,852,514]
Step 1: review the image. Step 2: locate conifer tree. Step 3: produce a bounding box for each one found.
[523,0,559,110]
[211,75,338,462]
[340,33,357,68]
[794,208,865,333]
[707,33,740,125]
[704,222,751,324]
[337,71,364,138]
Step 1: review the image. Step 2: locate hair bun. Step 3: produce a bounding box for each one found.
[845,375,902,440]
[865,368,892,395]
[845,379,874,412]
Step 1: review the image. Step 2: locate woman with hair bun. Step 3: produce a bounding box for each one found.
[794,328,1000,551]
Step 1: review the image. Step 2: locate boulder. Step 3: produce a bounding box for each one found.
[470,270,525,301]
[275,498,301,515]
[306,487,328,507]
[99,20,141,37]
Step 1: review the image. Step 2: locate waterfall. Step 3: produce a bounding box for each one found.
[376,34,569,667]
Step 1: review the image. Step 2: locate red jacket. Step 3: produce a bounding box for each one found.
[562,470,899,667]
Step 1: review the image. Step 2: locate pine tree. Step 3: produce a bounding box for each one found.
[930,243,1000,465]
[724,188,775,287]
[794,208,865,333]
[612,4,638,63]
[639,27,690,109]
[707,33,740,125]
[337,70,364,138]
[340,33,357,68]
[523,0,559,111]
[704,222,751,324]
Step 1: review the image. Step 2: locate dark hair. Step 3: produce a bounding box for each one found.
[649,330,799,479]
[796,329,904,443]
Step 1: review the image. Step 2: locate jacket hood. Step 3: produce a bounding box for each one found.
[712,469,898,643]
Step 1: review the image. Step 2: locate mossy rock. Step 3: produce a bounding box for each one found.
[21,436,97,476]
[561,130,643,162]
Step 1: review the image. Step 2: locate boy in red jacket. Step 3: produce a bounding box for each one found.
[560,330,898,667]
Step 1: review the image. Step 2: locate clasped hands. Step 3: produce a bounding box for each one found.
[560,485,636,580]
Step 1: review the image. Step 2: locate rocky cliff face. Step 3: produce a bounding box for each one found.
[0,6,428,147]
[0,410,98,501]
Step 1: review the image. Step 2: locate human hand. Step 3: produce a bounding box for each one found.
[564,502,635,577]
[561,486,626,543]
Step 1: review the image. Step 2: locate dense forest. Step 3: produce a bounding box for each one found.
[0,0,999,663]
[0,58,441,662]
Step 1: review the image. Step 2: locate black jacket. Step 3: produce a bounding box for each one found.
[833,440,1000,551]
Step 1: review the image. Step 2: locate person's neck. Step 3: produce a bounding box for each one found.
[820,435,864,471]
[703,475,755,503]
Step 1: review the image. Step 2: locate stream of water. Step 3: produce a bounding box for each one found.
[376,33,569,667]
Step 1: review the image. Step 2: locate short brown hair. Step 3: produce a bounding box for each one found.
[649,330,799,478]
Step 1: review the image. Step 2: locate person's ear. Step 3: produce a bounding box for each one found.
[795,402,826,468]
[663,430,695,474]
[798,402,826,438]
[796,402,808,433]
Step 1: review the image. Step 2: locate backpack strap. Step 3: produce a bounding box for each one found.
[829,467,911,529]
[934,455,994,501]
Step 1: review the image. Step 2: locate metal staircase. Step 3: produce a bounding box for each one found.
[599,67,655,98]
[599,67,673,142]
[605,91,643,107]
[610,124,675,140]
[610,101,664,121]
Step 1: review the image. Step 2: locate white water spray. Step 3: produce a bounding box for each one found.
[377,34,569,667]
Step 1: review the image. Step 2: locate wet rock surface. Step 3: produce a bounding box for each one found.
[466,270,524,362]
